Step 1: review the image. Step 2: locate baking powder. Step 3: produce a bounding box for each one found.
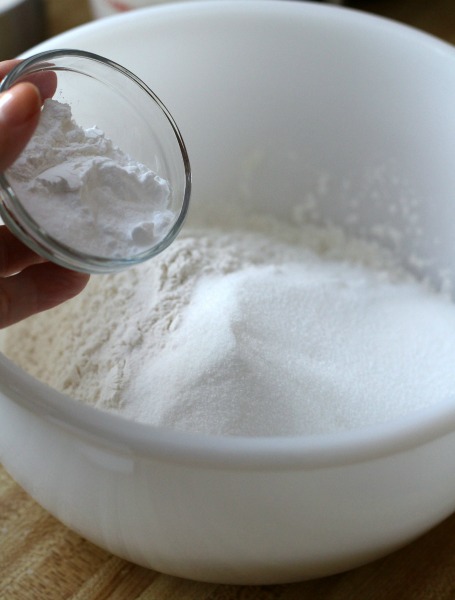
[7,98,173,258]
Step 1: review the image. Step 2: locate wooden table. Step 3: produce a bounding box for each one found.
[2,1,455,598]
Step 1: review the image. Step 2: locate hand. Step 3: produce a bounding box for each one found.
[0,60,89,328]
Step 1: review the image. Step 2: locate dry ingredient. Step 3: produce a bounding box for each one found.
[4,214,455,436]
[7,99,173,258]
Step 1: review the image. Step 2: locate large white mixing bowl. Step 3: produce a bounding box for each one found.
[1,1,455,584]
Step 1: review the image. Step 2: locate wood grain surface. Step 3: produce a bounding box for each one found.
[2,1,455,598]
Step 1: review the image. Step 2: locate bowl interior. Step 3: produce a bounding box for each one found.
[92,2,455,292]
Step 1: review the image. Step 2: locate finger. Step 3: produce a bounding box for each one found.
[0,60,21,80]
[0,262,90,329]
[26,70,58,101]
[0,226,46,277]
[0,81,41,172]
[0,59,57,101]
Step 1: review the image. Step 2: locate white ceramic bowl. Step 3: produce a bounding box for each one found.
[1,1,455,585]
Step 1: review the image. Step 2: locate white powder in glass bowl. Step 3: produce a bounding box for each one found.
[4,215,455,436]
[7,99,173,259]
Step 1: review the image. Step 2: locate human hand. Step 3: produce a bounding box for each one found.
[0,60,90,328]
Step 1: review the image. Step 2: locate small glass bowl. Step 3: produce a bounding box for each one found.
[0,49,191,274]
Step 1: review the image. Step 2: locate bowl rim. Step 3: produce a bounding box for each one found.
[25,0,455,63]
[1,354,455,471]
[1,0,455,471]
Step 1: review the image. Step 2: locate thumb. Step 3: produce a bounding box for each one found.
[0,82,41,172]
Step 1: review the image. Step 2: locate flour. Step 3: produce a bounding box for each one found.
[4,215,455,436]
[7,99,173,258]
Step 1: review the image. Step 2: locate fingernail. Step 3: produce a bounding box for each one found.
[0,82,41,127]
